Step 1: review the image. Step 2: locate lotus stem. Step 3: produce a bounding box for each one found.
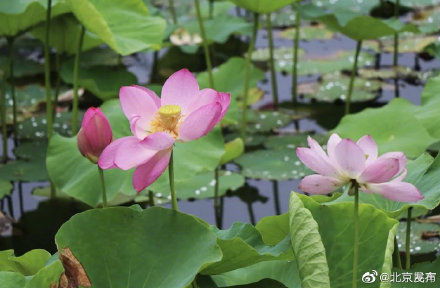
[393,0,400,98]
[148,191,155,207]
[98,167,107,208]
[1,71,7,164]
[393,237,402,269]
[247,202,256,225]
[214,167,221,227]
[7,38,17,146]
[292,3,301,103]
[266,13,279,108]
[45,0,53,139]
[18,182,24,215]
[194,0,214,88]
[353,185,359,288]
[209,0,214,19]
[6,195,13,218]
[345,40,362,115]
[169,150,178,211]
[272,180,281,215]
[168,0,178,25]
[53,51,62,116]
[241,12,259,142]
[405,207,412,269]
[72,25,85,135]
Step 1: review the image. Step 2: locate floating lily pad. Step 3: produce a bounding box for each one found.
[251,47,306,66]
[243,110,294,134]
[380,34,439,54]
[138,171,245,204]
[0,180,12,198]
[358,67,417,80]
[303,71,381,102]
[0,57,44,78]
[17,112,77,140]
[311,0,377,14]
[14,141,47,160]
[396,222,440,254]
[0,159,48,182]
[280,24,334,40]
[60,47,121,70]
[412,7,440,34]
[235,149,311,181]
[0,249,51,276]
[60,64,137,100]
[230,0,300,14]
[264,133,328,150]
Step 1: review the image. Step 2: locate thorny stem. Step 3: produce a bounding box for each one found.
[241,13,259,142]
[266,13,279,108]
[169,150,178,211]
[345,41,362,115]
[72,25,85,135]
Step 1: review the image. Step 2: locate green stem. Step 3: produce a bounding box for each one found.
[72,25,85,135]
[168,0,178,25]
[1,72,6,164]
[98,167,107,208]
[7,38,17,146]
[345,40,362,115]
[405,207,412,269]
[247,202,256,225]
[241,12,259,141]
[272,180,281,215]
[148,191,155,207]
[266,13,278,108]
[44,0,53,139]
[393,237,402,269]
[53,51,62,117]
[169,150,178,211]
[353,185,359,288]
[214,167,221,227]
[209,0,214,19]
[292,4,301,103]
[194,0,214,88]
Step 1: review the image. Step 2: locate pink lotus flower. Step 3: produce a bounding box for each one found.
[77,107,113,164]
[98,69,230,192]
[296,133,423,202]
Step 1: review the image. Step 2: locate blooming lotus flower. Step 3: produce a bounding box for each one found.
[296,133,423,202]
[77,107,113,164]
[98,69,230,192]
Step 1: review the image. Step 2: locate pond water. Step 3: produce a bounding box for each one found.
[1,23,440,255]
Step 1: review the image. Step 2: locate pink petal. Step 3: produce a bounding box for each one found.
[378,152,407,175]
[334,139,366,178]
[129,116,150,140]
[299,174,344,194]
[178,102,222,142]
[119,85,160,121]
[133,150,172,192]
[366,181,423,202]
[218,92,231,119]
[98,137,129,169]
[393,169,407,182]
[308,136,328,159]
[161,69,199,115]
[327,133,342,162]
[296,147,340,177]
[185,89,231,119]
[358,158,400,183]
[356,135,378,164]
[114,133,174,170]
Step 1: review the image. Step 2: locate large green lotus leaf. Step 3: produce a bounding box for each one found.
[242,110,294,134]
[62,47,121,69]
[401,0,440,8]
[0,57,43,78]
[235,148,312,181]
[0,180,13,198]
[412,6,440,34]
[17,112,76,140]
[311,0,376,14]
[2,84,46,124]
[0,159,48,182]
[68,0,166,55]
[229,0,299,13]
[333,98,437,158]
[183,16,251,44]
[416,75,440,139]
[60,64,137,100]
[0,249,51,276]
[46,134,134,207]
[380,34,438,54]
[31,13,102,54]
[303,71,381,103]
[0,272,25,288]
[220,138,244,165]
[391,258,440,287]
[202,222,292,275]
[396,222,440,255]
[25,260,64,288]
[289,193,330,288]
[328,153,437,218]
[264,134,327,151]
[212,260,301,288]
[0,0,69,37]
[55,207,223,288]
[256,195,399,288]
[138,171,244,204]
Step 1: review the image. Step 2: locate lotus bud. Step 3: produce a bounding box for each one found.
[77,107,113,164]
